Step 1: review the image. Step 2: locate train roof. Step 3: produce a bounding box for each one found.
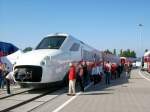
[46,33,70,37]
[144,51,150,57]
[46,33,100,52]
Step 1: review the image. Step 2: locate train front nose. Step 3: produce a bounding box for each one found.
[14,66,42,82]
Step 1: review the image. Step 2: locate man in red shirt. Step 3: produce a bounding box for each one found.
[68,62,76,96]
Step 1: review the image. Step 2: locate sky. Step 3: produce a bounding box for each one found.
[0,0,150,57]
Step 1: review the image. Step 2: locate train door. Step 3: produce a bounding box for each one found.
[144,57,148,70]
[143,51,150,71]
[143,56,150,72]
[147,57,150,72]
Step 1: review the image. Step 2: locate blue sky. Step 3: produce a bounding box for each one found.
[0,0,150,56]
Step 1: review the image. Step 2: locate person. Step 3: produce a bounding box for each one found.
[111,63,117,79]
[0,63,3,89]
[87,62,92,83]
[1,63,9,89]
[1,63,10,94]
[124,63,129,77]
[76,63,84,92]
[5,73,11,94]
[100,62,104,79]
[67,62,76,96]
[117,64,122,78]
[96,63,103,82]
[125,62,132,78]
[5,69,16,94]
[5,66,17,94]
[105,61,111,85]
[91,63,97,85]
[129,63,132,72]
[82,61,88,86]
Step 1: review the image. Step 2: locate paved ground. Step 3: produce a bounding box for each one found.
[1,69,150,112]
[35,69,149,112]
[58,69,150,112]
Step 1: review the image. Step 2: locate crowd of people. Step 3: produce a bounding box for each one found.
[0,60,132,96]
[67,60,132,96]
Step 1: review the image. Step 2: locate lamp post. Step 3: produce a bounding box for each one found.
[138,24,143,56]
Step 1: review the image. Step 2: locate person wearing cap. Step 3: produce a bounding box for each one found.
[67,62,76,96]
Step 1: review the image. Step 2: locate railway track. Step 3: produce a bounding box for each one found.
[0,88,33,100]
[0,86,66,112]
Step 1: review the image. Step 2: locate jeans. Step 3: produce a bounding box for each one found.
[105,72,111,84]
[0,77,5,89]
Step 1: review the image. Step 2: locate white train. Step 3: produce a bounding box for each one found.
[14,33,102,85]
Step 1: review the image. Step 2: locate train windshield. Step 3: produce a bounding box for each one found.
[36,36,66,49]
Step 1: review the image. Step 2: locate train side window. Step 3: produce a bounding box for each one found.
[70,43,80,51]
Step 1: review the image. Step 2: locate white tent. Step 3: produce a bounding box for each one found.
[1,50,22,71]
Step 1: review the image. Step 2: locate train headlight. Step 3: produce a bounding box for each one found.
[40,60,46,66]
[44,56,50,60]
[40,56,50,66]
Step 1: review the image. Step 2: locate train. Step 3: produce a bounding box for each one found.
[13,33,120,87]
[142,51,150,72]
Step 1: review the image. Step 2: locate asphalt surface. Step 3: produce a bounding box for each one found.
[1,69,150,112]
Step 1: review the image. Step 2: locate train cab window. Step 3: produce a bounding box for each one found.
[70,43,80,51]
[36,36,66,49]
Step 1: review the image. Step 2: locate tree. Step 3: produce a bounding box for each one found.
[113,49,116,56]
[130,51,136,58]
[119,49,123,57]
[119,49,136,58]
[104,49,113,54]
[23,47,33,53]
